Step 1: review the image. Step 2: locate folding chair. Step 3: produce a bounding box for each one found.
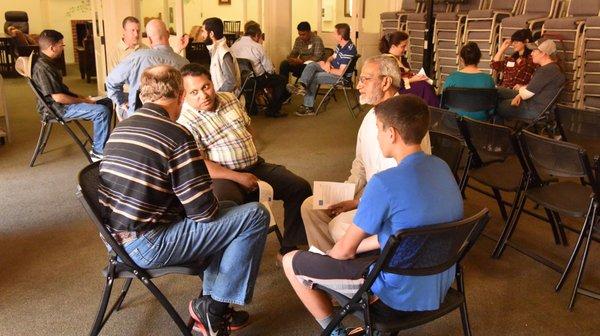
[495,130,600,310]
[76,162,210,336]
[555,104,600,158]
[320,209,491,336]
[314,54,362,118]
[429,130,467,185]
[499,0,558,43]
[440,87,498,120]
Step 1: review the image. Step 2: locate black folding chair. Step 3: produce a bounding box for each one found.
[512,85,565,132]
[429,106,462,139]
[440,87,498,121]
[458,118,566,260]
[320,209,491,336]
[555,104,600,159]
[495,130,600,310]
[76,162,209,336]
[314,54,363,118]
[27,78,93,166]
[236,58,271,116]
[429,130,466,185]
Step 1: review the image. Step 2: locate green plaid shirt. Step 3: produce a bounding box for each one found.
[178,92,258,170]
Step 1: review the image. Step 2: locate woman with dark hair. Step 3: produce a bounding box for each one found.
[491,28,537,89]
[379,31,439,106]
[442,42,495,120]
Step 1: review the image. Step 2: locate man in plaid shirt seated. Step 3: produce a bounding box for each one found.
[177,63,312,261]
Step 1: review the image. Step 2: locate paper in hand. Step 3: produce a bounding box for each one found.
[312,181,356,210]
[417,68,434,85]
[257,180,277,227]
[308,245,326,255]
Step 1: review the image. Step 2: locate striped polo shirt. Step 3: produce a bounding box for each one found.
[99,103,219,244]
[330,40,357,69]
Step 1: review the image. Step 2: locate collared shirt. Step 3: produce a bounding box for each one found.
[31,53,76,116]
[331,40,357,69]
[490,54,537,89]
[290,34,325,62]
[99,102,218,244]
[177,92,258,170]
[106,44,189,118]
[108,39,149,72]
[347,106,431,197]
[230,35,274,76]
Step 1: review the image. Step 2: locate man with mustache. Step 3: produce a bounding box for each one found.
[200,17,241,96]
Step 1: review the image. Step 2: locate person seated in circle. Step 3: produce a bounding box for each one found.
[5,25,38,46]
[379,31,439,107]
[442,42,495,121]
[491,28,537,89]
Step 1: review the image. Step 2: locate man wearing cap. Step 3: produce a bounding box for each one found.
[496,38,566,121]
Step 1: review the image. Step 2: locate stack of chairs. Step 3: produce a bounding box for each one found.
[379,1,421,36]
[433,0,484,92]
[579,16,600,110]
[462,0,522,74]
[380,11,402,37]
[404,1,452,71]
[541,0,600,107]
[499,0,558,45]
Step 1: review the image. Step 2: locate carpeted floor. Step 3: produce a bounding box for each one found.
[0,66,598,335]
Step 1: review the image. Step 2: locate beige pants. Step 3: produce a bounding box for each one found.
[300,195,356,251]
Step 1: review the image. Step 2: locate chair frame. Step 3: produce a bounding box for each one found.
[237,57,271,115]
[314,54,363,118]
[76,162,206,336]
[429,130,467,185]
[320,209,491,336]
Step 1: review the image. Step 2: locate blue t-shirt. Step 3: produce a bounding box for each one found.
[442,71,496,120]
[353,151,464,311]
[331,41,357,69]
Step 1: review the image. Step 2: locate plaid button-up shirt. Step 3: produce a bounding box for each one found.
[178,92,258,170]
[491,54,538,89]
[290,34,325,62]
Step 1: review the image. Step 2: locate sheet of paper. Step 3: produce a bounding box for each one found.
[308,245,326,255]
[312,181,356,210]
[417,68,434,85]
[257,180,276,227]
[303,60,314,65]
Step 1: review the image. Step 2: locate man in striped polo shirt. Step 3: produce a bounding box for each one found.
[287,23,357,116]
[99,65,269,336]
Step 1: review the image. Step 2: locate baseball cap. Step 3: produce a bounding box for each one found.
[526,38,557,55]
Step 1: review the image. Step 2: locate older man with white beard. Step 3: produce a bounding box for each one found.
[300,55,432,252]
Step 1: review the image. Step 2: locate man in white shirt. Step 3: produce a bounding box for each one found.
[231,22,287,117]
[201,17,241,97]
[301,55,432,251]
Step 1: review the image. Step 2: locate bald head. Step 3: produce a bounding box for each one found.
[145,19,170,46]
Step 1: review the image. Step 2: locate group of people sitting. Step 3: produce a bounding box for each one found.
[26,15,564,336]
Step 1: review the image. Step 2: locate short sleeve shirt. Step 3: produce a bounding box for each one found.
[177,92,258,170]
[31,54,72,116]
[523,63,566,114]
[353,151,464,311]
[330,41,357,69]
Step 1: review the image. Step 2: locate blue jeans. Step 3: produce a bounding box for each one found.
[299,62,341,108]
[124,201,270,305]
[63,101,111,154]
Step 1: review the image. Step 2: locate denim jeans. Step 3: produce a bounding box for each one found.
[298,62,341,108]
[124,201,270,305]
[63,100,111,154]
[495,87,537,120]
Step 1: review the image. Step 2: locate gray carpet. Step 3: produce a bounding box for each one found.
[0,66,598,335]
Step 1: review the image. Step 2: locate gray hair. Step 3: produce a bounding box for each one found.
[139,65,183,103]
[364,55,402,89]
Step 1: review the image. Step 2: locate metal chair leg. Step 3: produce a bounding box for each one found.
[544,209,563,245]
[556,203,595,292]
[492,188,508,221]
[456,266,472,336]
[63,123,92,163]
[342,87,356,118]
[141,277,193,336]
[114,278,132,311]
[492,182,528,258]
[568,207,596,310]
[315,86,336,116]
[74,120,93,144]
[268,224,283,247]
[29,121,51,167]
[89,274,115,336]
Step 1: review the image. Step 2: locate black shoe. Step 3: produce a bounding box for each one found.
[189,297,230,336]
[267,111,288,118]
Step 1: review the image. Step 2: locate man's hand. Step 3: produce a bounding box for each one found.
[409,74,428,83]
[511,95,522,106]
[234,172,259,191]
[327,199,359,217]
[318,61,331,72]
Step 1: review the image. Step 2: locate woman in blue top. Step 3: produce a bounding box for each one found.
[442,42,495,120]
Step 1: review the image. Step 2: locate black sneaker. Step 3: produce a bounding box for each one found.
[189,297,230,336]
[193,306,250,333]
[286,83,306,96]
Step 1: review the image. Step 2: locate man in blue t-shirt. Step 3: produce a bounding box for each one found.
[283,95,464,336]
[287,23,357,116]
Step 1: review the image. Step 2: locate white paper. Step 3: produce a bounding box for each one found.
[303,60,314,65]
[417,68,434,85]
[308,245,326,255]
[312,181,356,210]
[257,181,277,227]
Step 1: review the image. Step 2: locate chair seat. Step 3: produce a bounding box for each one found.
[103,259,210,279]
[469,156,523,191]
[526,182,593,218]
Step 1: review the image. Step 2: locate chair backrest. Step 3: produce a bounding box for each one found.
[567,0,600,17]
[367,209,490,278]
[441,87,498,115]
[429,106,462,138]
[555,104,600,157]
[4,11,28,35]
[76,162,140,268]
[236,57,255,77]
[340,54,361,85]
[27,77,65,121]
[519,130,598,191]
[430,130,465,176]
[459,117,517,167]
[488,0,518,12]
[525,0,556,15]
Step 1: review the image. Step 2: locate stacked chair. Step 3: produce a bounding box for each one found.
[404,1,451,71]
[379,1,421,36]
[499,0,558,44]
[579,16,600,110]
[541,0,600,106]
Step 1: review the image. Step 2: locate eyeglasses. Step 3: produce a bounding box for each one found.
[358,75,385,84]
